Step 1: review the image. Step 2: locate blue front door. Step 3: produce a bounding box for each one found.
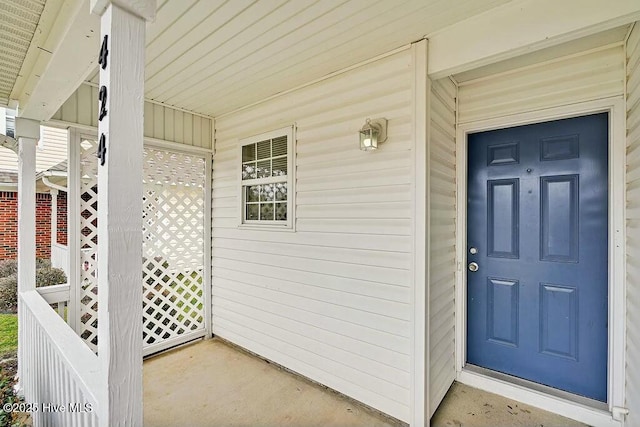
[466,113,609,402]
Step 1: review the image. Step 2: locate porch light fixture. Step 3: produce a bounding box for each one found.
[359,118,387,151]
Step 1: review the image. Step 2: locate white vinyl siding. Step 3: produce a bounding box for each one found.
[37,126,68,171]
[429,77,457,416]
[50,83,213,149]
[457,45,625,124]
[212,49,413,421]
[625,22,640,427]
[0,125,67,173]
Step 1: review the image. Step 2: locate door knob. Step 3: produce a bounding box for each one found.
[468,262,479,272]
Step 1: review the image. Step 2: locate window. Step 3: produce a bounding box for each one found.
[239,126,294,228]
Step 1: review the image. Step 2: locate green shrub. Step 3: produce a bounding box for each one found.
[0,262,17,280]
[0,264,66,313]
[0,259,52,279]
[0,277,17,312]
[35,259,51,270]
[35,268,66,288]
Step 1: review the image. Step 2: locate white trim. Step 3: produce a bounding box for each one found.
[83,81,214,120]
[16,128,38,394]
[204,152,213,337]
[67,127,81,333]
[237,125,295,147]
[455,42,625,89]
[458,370,621,427]
[45,120,215,155]
[608,98,627,422]
[50,188,58,245]
[142,330,206,357]
[410,39,429,427]
[239,175,287,186]
[46,120,98,133]
[16,0,99,121]
[41,176,67,193]
[91,0,156,21]
[143,136,214,155]
[237,125,295,230]
[454,97,627,424]
[211,116,216,158]
[427,0,640,79]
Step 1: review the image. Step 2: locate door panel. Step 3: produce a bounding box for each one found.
[540,175,579,262]
[487,179,519,258]
[487,277,519,346]
[466,113,608,402]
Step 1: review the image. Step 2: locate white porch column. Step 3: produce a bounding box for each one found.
[50,188,58,245]
[15,117,40,390]
[89,1,155,426]
[67,128,80,333]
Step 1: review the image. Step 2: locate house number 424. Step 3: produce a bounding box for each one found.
[97,35,109,166]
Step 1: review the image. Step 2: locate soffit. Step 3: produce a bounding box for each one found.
[89,0,511,117]
[454,25,632,84]
[0,0,46,107]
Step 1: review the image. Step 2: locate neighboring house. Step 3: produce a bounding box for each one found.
[0,120,68,263]
[0,189,66,260]
[2,1,640,427]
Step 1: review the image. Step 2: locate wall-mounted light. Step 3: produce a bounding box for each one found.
[359,118,387,151]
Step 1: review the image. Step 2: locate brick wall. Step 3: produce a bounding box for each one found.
[0,192,18,259]
[0,191,68,260]
[35,193,51,258]
[57,191,67,245]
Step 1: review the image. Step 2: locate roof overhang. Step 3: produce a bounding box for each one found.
[0,0,46,108]
[13,0,100,121]
[0,133,18,153]
[7,0,640,120]
[428,0,640,79]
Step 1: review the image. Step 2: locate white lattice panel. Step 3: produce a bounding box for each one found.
[79,139,99,352]
[142,148,206,349]
[144,149,205,187]
[75,141,206,353]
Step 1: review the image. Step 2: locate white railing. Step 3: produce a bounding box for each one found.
[36,283,69,320]
[20,290,100,426]
[51,243,69,276]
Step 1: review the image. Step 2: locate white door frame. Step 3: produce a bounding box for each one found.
[454,97,627,427]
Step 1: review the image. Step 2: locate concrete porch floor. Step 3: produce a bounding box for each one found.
[431,382,588,427]
[143,338,588,427]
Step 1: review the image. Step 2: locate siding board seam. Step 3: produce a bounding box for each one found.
[214,303,412,382]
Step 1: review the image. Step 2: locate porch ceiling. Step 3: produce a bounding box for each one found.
[87,0,511,117]
[0,0,46,107]
[10,0,640,120]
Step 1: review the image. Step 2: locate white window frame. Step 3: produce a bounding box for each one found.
[238,125,295,230]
